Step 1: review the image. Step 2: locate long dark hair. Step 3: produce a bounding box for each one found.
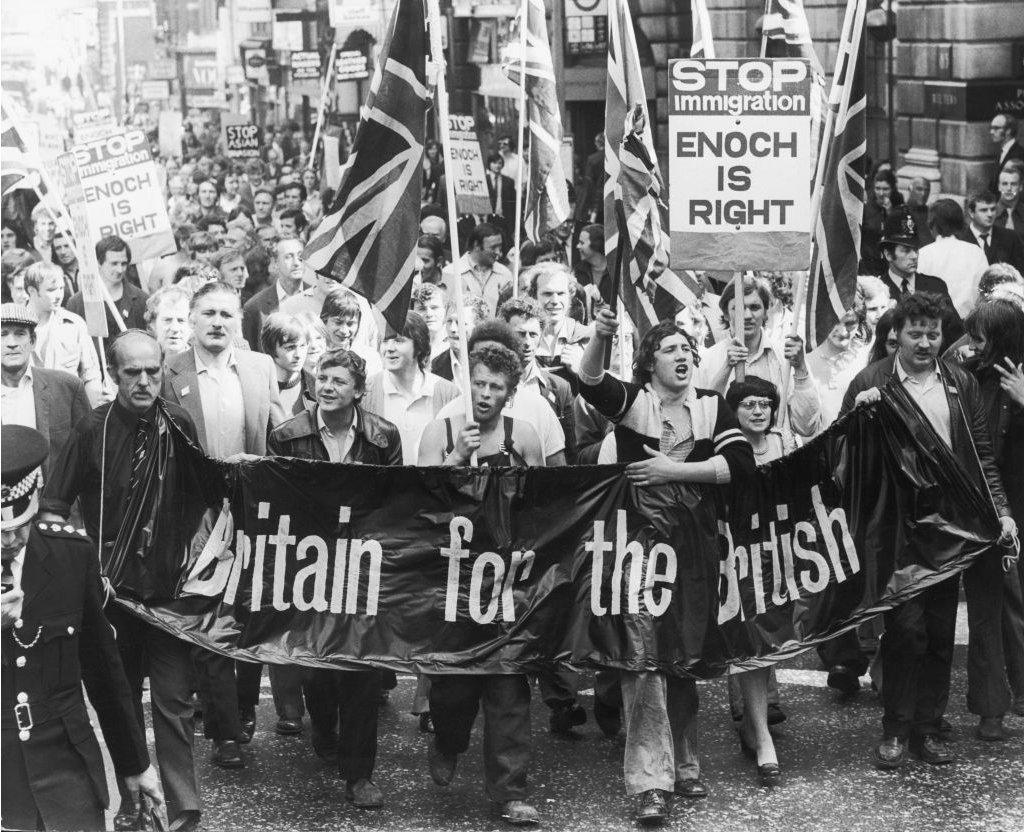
[868,309,896,364]
[964,299,1024,369]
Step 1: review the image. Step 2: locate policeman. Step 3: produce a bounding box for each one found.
[1,424,164,830]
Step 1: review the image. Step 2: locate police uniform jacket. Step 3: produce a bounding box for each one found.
[1,522,150,831]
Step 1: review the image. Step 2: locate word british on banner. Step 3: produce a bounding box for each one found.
[447,114,491,215]
[221,114,261,159]
[668,58,812,271]
[116,387,999,677]
[66,129,175,263]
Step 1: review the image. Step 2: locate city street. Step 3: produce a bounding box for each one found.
[100,605,1024,832]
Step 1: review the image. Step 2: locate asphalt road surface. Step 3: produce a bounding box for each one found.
[98,603,1024,832]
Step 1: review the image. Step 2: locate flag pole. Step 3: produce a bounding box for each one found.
[308,39,340,172]
[759,0,772,58]
[426,0,477,465]
[733,272,746,381]
[789,0,864,337]
[511,0,528,296]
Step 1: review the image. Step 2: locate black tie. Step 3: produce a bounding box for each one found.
[981,233,991,258]
[900,277,909,296]
[129,417,151,486]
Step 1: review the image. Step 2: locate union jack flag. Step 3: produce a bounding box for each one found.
[303,0,427,334]
[762,0,829,176]
[502,0,570,241]
[806,0,867,346]
[1,103,39,196]
[606,0,697,335]
[690,0,717,58]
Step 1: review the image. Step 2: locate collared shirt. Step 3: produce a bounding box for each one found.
[895,357,951,447]
[194,347,246,459]
[381,370,438,464]
[317,408,357,463]
[888,268,915,297]
[443,254,512,317]
[696,331,821,437]
[488,172,505,216]
[1,367,36,428]
[275,279,299,307]
[917,237,989,316]
[969,223,993,251]
[34,307,102,389]
[536,318,592,364]
[999,138,1016,166]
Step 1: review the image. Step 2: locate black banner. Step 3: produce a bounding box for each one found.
[118,384,1000,678]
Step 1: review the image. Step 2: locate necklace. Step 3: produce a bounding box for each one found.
[750,437,770,457]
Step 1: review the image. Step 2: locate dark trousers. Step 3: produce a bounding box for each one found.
[594,669,623,711]
[236,662,262,714]
[537,667,579,710]
[107,605,199,822]
[1004,560,1024,699]
[192,649,245,741]
[817,621,880,677]
[964,549,1012,717]
[303,669,380,782]
[269,666,305,720]
[881,575,958,739]
[429,674,531,802]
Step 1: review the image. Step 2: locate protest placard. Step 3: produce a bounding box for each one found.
[335,50,369,82]
[68,129,175,264]
[291,50,322,81]
[668,58,812,271]
[221,114,261,158]
[447,114,491,215]
[72,108,119,144]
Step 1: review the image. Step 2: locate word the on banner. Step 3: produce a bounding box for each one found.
[447,115,491,215]
[221,115,261,159]
[63,129,175,263]
[668,58,812,271]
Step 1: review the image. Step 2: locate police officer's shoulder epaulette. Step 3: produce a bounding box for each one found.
[36,521,91,542]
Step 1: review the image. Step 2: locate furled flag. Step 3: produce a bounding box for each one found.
[1,103,40,196]
[502,0,570,241]
[762,0,829,174]
[303,0,427,334]
[806,0,867,347]
[690,0,717,58]
[606,0,697,335]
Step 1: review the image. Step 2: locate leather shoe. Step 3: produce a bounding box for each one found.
[275,718,302,736]
[113,805,140,831]
[211,739,245,769]
[977,716,1006,742]
[873,736,907,770]
[549,702,586,737]
[499,800,540,826]
[346,778,383,809]
[1011,695,1024,717]
[766,703,787,726]
[635,789,669,825]
[674,778,708,799]
[910,734,955,765]
[937,717,954,741]
[757,763,782,788]
[593,698,621,738]
[429,741,458,786]
[826,665,860,696]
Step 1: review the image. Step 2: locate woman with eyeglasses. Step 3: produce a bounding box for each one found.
[724,375,794,787]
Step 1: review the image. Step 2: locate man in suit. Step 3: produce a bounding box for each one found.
[959,190,1024,273]
[241,237,305,351]
[0,303,91,479]
[38,330,203,831]
[66,235,149,333]
[995,160,1024,244]
[990,114,1024,188]
[485,152,518,244]
[876,209,963,347]
[162,280,286,769]
[1,425,164,831]
[842,293,1016,769]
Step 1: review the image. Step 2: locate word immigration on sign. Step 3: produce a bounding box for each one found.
[668,58,812,271]
[117,386,999,678]
[446,114,492,215]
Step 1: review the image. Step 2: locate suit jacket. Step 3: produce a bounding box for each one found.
[268,404,402,466]
[1,524,149,831]
[161,348,284,456]
[998,141,1024,172]
[241,283,280,352]
[31,367,91,479]
[995,201,1024,245]
[486,172,517,221]
[956,225,1024,271]
[840,354,1009,518]
[66,280,149,332]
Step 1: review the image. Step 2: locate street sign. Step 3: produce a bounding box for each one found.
[139,80,170,101]
[335,50,370,82]
[291,51,322,81]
